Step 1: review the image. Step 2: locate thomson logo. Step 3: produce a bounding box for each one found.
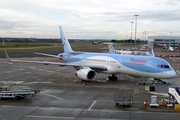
[130,58,146,63]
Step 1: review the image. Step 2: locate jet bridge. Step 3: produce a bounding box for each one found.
[168,87,180,104]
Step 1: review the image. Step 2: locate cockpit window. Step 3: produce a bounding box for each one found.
[156,65,171,69]
[164,65,171,68]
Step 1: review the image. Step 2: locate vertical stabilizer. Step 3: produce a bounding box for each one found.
[107,43,115,54]
[59,26,73,53]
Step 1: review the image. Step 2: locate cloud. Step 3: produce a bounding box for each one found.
[0,0,180,39]
[0,19,39,29]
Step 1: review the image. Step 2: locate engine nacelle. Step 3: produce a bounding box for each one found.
[75,68,96,81]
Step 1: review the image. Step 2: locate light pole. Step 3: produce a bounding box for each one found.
[134,14,139,50]
[144,31,146,41]
[131,22,134,45]
[170,32,172,36]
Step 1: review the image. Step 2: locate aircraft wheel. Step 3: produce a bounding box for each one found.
[108,76,117,81]
[108,76,112,80]
[149,86,155,91]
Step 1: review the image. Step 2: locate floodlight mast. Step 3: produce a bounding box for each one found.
[134,14,139,50]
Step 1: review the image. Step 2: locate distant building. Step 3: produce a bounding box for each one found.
[92,41,101,45]
[148,36,180,49]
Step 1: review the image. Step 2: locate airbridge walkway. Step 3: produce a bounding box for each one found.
[169,87,180,104]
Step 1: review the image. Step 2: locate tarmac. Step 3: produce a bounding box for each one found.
[0,47,180,120]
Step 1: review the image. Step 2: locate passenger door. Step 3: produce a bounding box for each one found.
[117,59,121,68]
[147,61,152,71]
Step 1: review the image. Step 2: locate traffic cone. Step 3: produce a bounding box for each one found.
[83,83,85,87]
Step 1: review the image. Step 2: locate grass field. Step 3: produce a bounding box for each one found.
[0,42,107,53]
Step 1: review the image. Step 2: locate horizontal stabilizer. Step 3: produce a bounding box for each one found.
[34,52,59,58]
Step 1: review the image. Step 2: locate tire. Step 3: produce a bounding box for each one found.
[16,96,22,100]
[114,76,117,81]
[108,76,112,81]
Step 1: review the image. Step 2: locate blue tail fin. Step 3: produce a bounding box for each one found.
[59,26,73,53]
[107,43,115,54]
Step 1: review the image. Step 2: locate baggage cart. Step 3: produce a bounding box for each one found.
[114,91,133,107]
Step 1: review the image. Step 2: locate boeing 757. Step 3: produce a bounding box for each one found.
[4,26,176,81]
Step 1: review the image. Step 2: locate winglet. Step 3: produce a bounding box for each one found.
[4,48,11,61]
[151,48,155,57]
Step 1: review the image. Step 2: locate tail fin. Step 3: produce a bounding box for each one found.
[107,43,115,54]
[59,26,73,53]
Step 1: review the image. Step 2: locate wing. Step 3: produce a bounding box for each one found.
[4,49,107,70]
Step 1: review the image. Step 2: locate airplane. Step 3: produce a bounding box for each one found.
[92,41,101,45]
[105,43,151,56]
[4,26,176,82]
[168,42,174,52]
[105,43,172,84]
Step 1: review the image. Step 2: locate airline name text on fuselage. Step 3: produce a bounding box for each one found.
[130,58,146,63]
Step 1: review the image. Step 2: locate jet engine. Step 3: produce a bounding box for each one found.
[75,68,96,81]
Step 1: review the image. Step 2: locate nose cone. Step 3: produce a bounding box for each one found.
[165,70,176,79]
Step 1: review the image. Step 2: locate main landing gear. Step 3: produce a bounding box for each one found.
[145,77,155,91]
[108,74,117,81]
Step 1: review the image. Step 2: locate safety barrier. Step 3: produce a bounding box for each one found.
[155,55,180,57]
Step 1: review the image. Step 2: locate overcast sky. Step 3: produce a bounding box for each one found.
[0,0,180,39]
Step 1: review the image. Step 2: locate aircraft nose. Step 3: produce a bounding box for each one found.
[167,70,176,78]
[172,70,176,77]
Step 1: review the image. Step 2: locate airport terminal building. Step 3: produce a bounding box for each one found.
[148,36,180,48]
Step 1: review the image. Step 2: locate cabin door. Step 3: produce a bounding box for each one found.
[117,59,121,68]
[147,61,152,71]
